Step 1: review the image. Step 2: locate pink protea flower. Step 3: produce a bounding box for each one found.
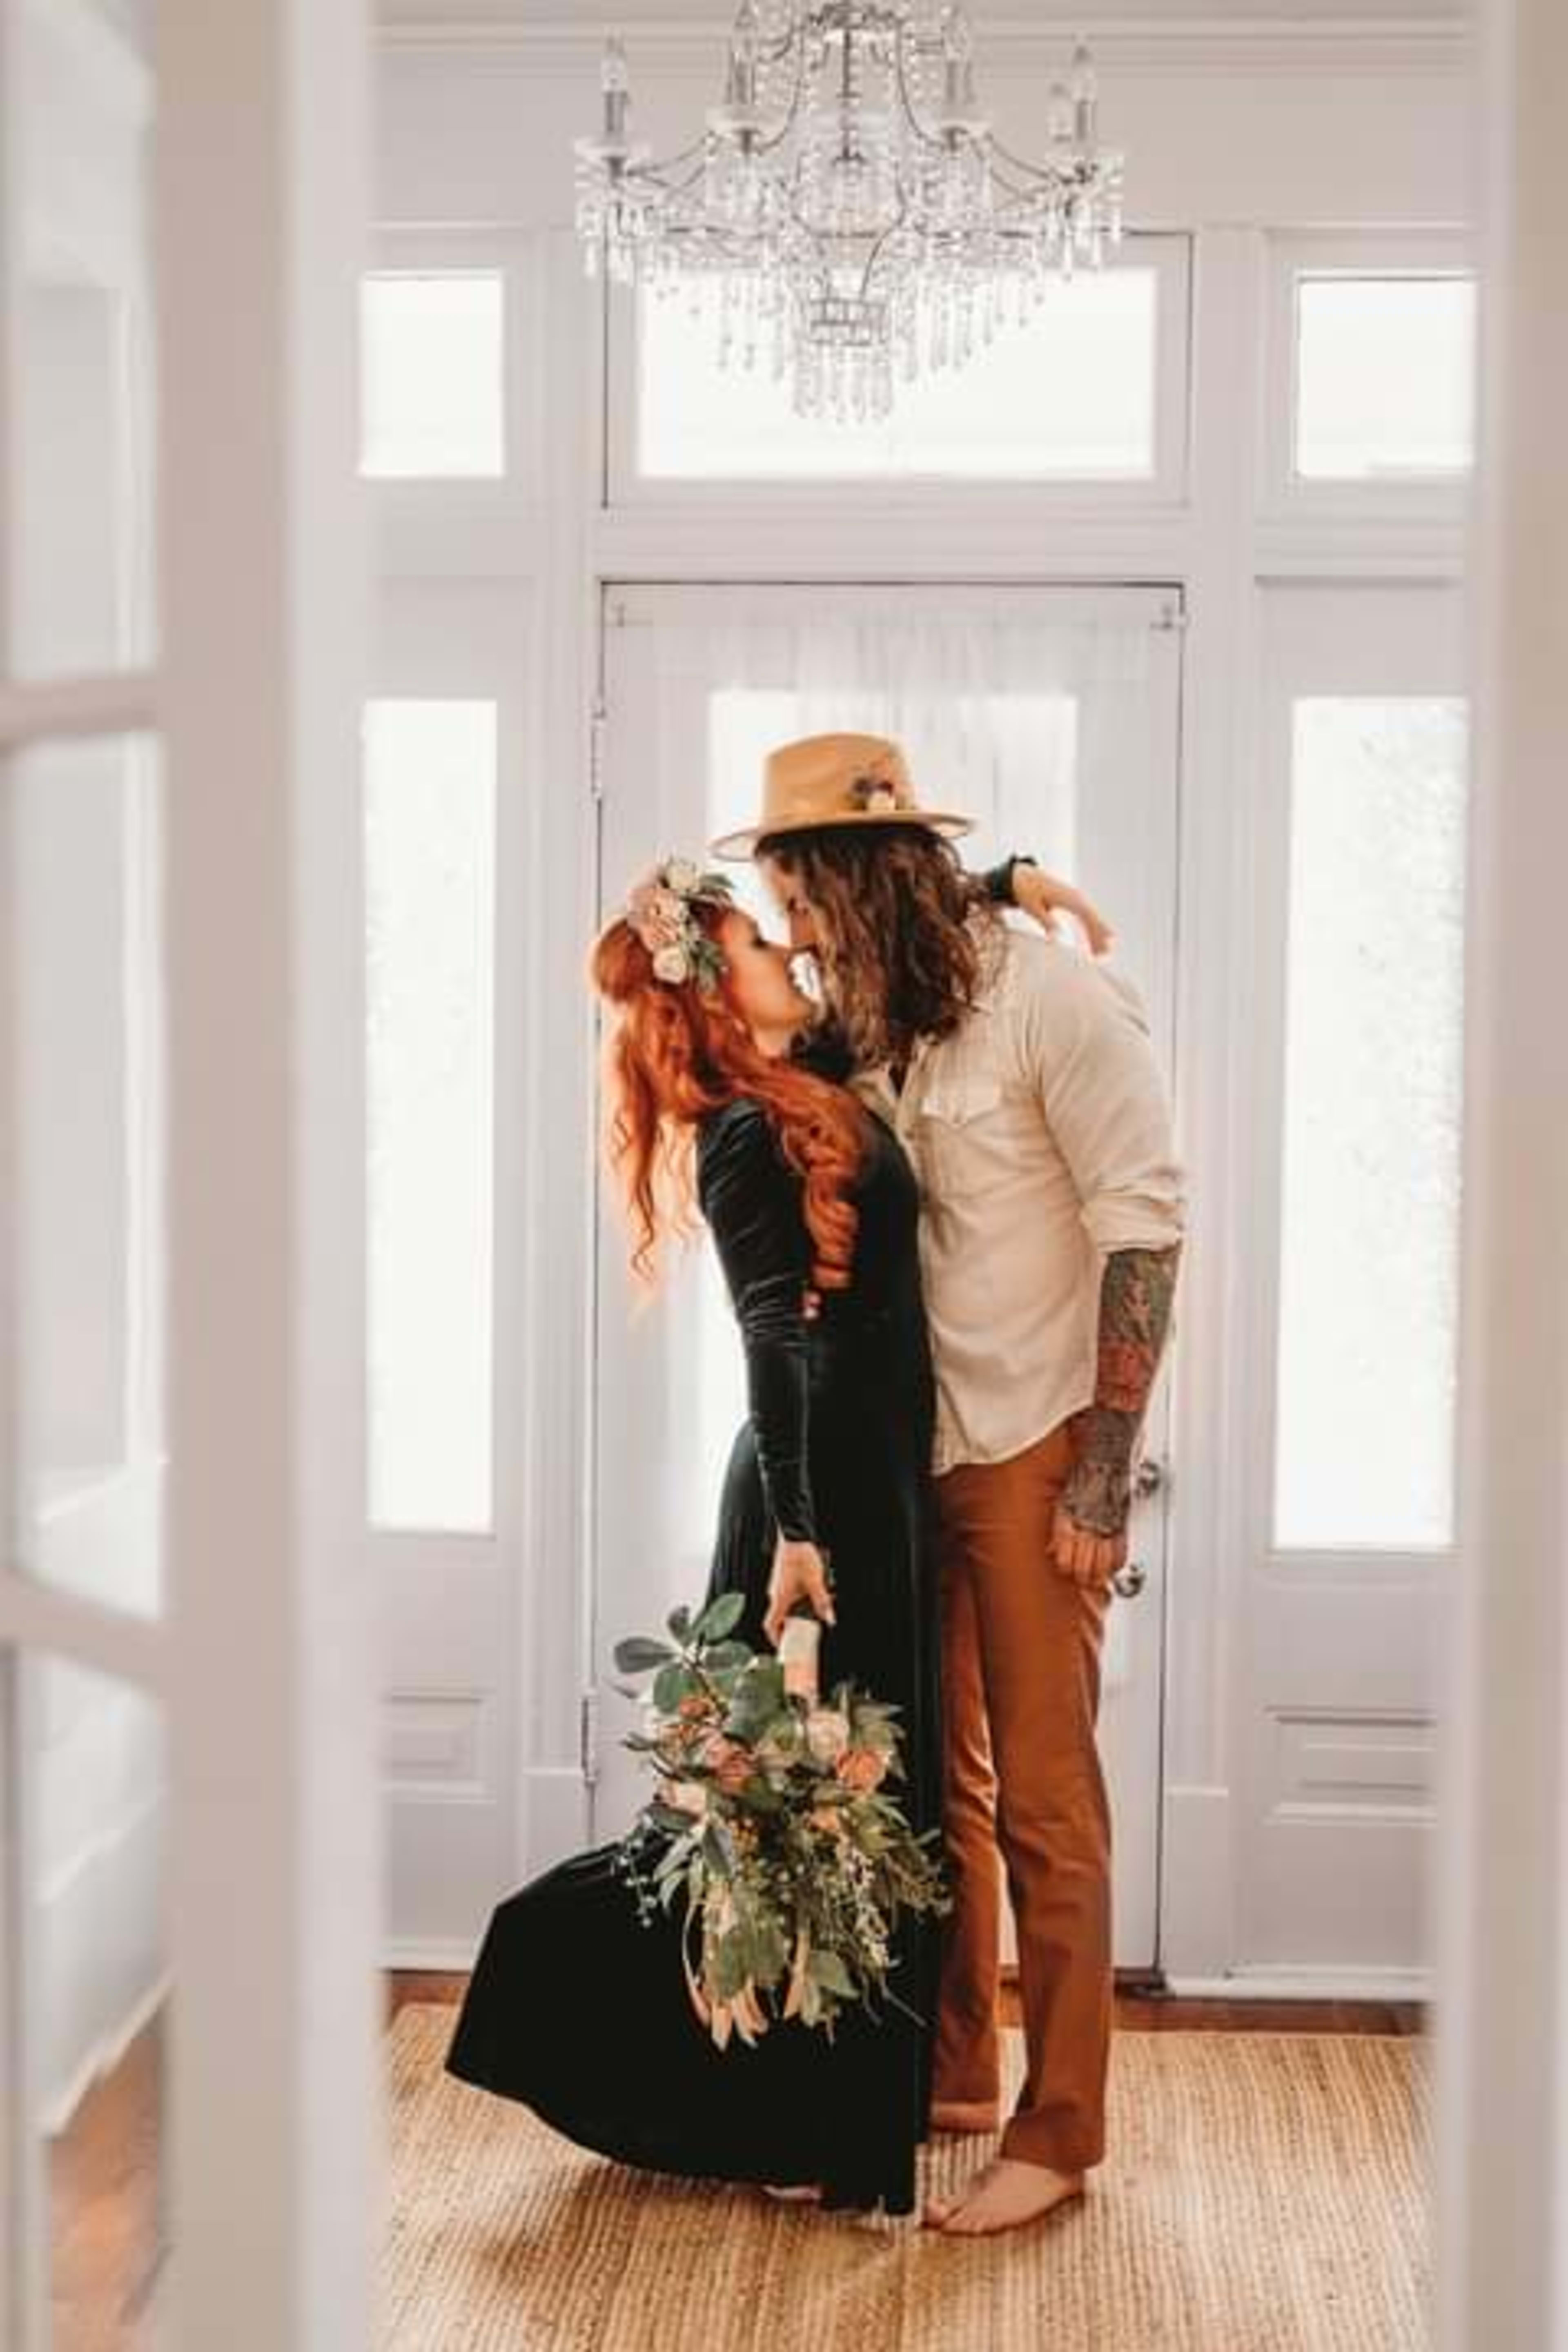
[836,1747,888,1795]
[700,1735,754,1795]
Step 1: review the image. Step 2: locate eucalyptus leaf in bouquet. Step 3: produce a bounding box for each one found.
[610,1596,951,2052]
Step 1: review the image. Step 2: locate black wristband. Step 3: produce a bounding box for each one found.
[981,852,1038,907]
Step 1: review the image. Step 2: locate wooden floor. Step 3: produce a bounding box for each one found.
[51,1974,1424,2349]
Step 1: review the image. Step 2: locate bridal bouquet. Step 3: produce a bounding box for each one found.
[610,1591,951,2051]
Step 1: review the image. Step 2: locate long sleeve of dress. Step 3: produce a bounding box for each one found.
[696,1101,818,1546]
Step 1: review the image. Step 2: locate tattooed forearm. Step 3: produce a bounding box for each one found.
[1062,1242,1183,1537]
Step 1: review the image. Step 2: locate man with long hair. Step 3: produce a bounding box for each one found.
[714,732,1187,2236]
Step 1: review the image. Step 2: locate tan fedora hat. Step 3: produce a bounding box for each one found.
[709,731,976,861]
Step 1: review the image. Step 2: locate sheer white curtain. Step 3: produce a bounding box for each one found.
[626,584,1159,949]
[593,583,1174,1831]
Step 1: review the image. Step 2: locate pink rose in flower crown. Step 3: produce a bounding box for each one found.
[626,881,684,948]
[645,890,687,949]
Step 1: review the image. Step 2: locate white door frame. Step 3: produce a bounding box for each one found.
[0,4,380,2347]
[587,576,1183,1974]
[1432,1,1568,2343]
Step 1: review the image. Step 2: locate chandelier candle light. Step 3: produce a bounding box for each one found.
[573,5,1126,422]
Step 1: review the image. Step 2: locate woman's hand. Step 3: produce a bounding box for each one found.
[764,1537,836,1649]
[1011,862,1116,958]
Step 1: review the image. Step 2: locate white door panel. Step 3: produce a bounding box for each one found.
[368,578,541,1954]
[591,580,1184,1972]
[1238,581,1465,1976]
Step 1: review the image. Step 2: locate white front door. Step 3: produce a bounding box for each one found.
[591,579,1184,1971]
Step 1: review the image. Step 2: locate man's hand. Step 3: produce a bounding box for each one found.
[1052,1435,1134,1586]
[764,1537,835,1648]
[1051,1498,1129,1589]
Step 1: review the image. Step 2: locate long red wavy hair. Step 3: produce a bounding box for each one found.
[590,900,869,1292]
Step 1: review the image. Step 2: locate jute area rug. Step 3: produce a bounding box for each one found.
[384,2003,1430,2352]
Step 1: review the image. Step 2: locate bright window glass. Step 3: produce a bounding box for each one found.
[1274,696,1468,1549]
[637,267,1158,479]
[364,700,497,1532]
[1294,274,1474,480]
[361,273,504,478]
[12,733,166,1618]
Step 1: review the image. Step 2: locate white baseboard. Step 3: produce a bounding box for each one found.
[40,1966,172,2139]
[384,1939,480,1972]
[1165,1965,1430,2003]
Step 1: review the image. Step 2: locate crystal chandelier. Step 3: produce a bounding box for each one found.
[573,4,1125,423]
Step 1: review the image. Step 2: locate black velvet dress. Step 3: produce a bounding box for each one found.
[443,1081,942,2216]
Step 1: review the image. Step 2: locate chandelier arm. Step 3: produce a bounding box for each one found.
[851,216,912,308]
[987,134,1099,189]
[638,158,711,200]
[742,13,808,158]
[890,20,958,154]
[622,140,710,184]
[986,167,1073,216]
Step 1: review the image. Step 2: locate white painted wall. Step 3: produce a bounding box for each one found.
[373,16,1474,1990]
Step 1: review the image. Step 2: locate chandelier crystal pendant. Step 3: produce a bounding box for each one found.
[572,4,1127,424]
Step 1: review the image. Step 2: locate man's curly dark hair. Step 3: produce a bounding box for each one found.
[757,823,1001,1076]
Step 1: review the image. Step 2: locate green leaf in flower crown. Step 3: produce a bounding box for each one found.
[653,1659,699,1713]
[703,1639,753,1672]
[615,1636,677,1674]
[665,1602,693,1643]
[692,1590,746,1645]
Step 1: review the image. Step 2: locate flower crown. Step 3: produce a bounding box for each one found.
[625,856,735,993]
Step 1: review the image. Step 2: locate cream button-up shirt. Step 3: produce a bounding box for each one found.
[858,926,1187,1477]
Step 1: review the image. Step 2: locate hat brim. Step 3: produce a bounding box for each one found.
[709,808,976,862]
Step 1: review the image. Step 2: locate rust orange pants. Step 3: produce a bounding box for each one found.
[932,1418,1114,2173]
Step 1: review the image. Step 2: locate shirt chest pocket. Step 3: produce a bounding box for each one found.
[911,1069,1008,1194]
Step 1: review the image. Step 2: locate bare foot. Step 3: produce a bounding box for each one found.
[922,2157,1085,2234]
[929,2098,1002,2135]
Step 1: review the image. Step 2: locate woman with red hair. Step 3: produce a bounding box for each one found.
[445,855,944,2218]
[445,849,1102,2219]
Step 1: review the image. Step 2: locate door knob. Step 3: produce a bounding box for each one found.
[1133,1457,1165,1501]
[1111,1559,1147,1599]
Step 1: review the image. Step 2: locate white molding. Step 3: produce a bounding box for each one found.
[1168,1966,1430,2001]
[157,4,379,2348]
[1430,0,1568,2343]
[383,1937,484,1970]
[0,673,158,753]
[0,1570,165,1695]
[378,20,1471,79]
[590,510,1197,578]
[386,1952,1432,2001]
